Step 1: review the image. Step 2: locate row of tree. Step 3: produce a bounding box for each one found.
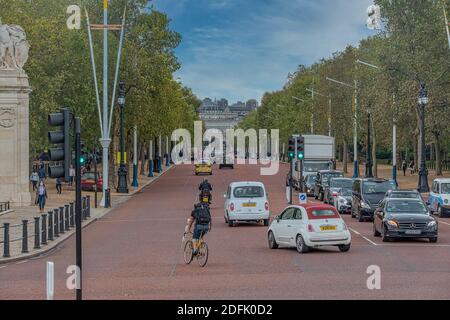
[238,0,450,176]
[1,0,201,186]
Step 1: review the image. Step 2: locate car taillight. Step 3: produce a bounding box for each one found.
[230,203,235,211]
[265,202,269,211]
[308,224,315,232]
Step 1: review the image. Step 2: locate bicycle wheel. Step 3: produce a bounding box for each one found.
[183,240,194,264]
[197,242,209,267]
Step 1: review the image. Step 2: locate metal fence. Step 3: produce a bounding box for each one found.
[0,202,10,213]
[0,196,90,258]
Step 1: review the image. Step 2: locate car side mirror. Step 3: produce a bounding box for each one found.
[276,216,280,223]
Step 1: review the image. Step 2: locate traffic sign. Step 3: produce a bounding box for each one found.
[299,193,307,204]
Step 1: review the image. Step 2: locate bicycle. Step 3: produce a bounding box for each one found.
[183,231,209,267]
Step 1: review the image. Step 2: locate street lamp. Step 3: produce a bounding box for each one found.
[292,96,314,134]
[306,88,332,137]
[117,81,129,193]
[325,77,359,178]
[417,83,429,193]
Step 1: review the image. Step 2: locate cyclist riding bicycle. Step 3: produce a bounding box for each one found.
[185,202,211,255]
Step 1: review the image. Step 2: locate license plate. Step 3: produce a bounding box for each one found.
[320,225,337,231]
[243,203,256,207]
[405,230,421,235]
[202,197,209,202]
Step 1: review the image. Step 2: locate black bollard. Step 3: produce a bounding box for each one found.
[65,205,70,231]
[3,223,10,258]
[70,202,75,227]
[48,211,54,241]
[41,214,48,245]
[59,207,65,234]
[22,220,29,253]
[54,209,59,237]
[34,217,40,249]
[86,195,91,218]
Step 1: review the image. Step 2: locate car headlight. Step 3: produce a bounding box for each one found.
[428,221,437,229]
[361,202,371,209]
[387,220,399,228]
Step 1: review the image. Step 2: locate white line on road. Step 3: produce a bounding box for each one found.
[0,265,7,269]
[349,227,378,246]
[437,219,450,227]
[15,260,28,265]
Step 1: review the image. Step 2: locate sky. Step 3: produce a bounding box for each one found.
[151,0,375,103]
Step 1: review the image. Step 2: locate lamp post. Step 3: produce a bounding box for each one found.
[306,88,332,137]
[325,77,358,178]
[365,110,373,178]
[117,81,128,193]
[292,96,314,134]
[417,83,430,193]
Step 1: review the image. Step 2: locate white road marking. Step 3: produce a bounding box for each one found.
[349,227,378,246]
[0,265,7,269]
[437,219,450,227]
[15,260,28,265]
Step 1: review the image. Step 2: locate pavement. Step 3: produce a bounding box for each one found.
[0,163,172,262]
[1,162,450,300]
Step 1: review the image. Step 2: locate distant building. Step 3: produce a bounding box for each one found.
[199,97,258,133]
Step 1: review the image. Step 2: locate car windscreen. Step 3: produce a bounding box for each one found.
[304,162,330,172]
[330,179,353,189]
[386,200,427,214]
[363,181,396,194]
[441,183,450,194]
[389,192,419,199]
[233,186,264,198]
[306,175,317,183]
[339,189,352,196]
[82,173,96,180]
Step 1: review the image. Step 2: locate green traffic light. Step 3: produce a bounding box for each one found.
[80,157,85,164]
[297,153,304,159]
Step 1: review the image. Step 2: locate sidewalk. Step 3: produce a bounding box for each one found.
[0,164,173,264]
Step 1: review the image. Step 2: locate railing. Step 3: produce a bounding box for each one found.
[0,196,90,258]
[0,202,10,213]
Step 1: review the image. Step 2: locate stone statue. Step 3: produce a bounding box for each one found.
[0,24,29,70]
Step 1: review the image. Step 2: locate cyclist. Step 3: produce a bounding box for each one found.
[185,202,211,255]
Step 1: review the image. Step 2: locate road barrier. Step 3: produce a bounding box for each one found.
[0,201,10,213]
[1,197,91,259]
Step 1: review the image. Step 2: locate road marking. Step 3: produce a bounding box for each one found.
[437,219,450,227]
[349,227,378,246]
[15,260,28,265]
[0,265,7,269]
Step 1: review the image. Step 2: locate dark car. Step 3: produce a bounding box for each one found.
[385,189,425,204]
[373,198,438,242]
[304,174,317,196]
[351,178,397,222]
[324,177,354,205]
[314,170,344,201]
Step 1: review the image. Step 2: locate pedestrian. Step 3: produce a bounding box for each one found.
[30,170,39,191]
[38,166,46,181]
[69,165,75,186]
[36,180,48,213]
[402,160,407,176]
[56,177,62,194]
[409,160,415,175]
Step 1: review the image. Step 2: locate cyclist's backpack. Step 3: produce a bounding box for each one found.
[195,204,211,225]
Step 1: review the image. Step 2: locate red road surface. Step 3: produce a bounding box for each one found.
[1,163,450,299]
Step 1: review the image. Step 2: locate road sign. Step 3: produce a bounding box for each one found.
[299,193,307,204]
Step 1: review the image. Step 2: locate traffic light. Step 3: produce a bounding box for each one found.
[79,141,86,165]
[288,136,295,160]
[48,108,71,181]
[296,136,305,160]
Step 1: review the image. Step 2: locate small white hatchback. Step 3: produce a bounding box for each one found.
[267,204,351,253]
[224,181,270,227]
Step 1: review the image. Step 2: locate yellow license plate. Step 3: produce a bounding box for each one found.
[320,225,337,231]
[243,203,256,207]
[202,197,209,202]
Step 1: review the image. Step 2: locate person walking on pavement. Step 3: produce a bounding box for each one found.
[402,160,407,176]
[38,166,46,181]
[409,160,415,175]
[69,165,75,186]
[56,177,62,194]
[36,180,48,213]
[30,170,39,191]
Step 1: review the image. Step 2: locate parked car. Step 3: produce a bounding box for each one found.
[323,177,354,205]
[373,198,438,242]
[428,178,450,217]
[351,178,397,222]
[267,204,351,253]
[224,181,270,227]
[314,170,344,201]
[81,172,103,191]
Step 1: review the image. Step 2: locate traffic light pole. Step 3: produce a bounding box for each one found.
[75,118,82,301]
[289,158,294,205]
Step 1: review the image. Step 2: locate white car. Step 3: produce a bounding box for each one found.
[267,204,351,253]
[224,181,270,227]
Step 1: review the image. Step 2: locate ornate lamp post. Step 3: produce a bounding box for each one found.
[117,81,128,193]
[417,83,430,193]
[365,110,373,178]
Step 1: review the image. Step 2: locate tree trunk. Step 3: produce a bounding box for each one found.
[343,140,348,174]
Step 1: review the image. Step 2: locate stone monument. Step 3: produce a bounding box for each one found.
[0,23,31,206]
